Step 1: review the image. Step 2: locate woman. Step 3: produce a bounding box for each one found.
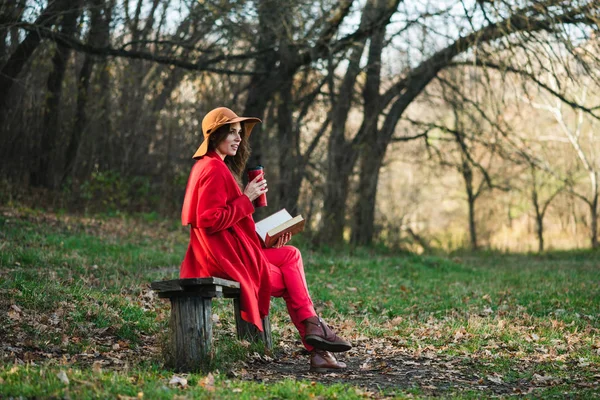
[180,107,351,372]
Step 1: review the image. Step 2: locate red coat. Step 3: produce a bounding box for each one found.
[180,151,271,331]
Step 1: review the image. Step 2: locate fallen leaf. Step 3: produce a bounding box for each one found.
[453,327,467,342]
[168,375,188,388]
[532,373,553,383]
[7,310,20,321]
[57,370,69,385]
[487,375,503,384]
[199,373,215,392]
[92,361,103,374]
[23,352,35,362]
[578,358,590,367]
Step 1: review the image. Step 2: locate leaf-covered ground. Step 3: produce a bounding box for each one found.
[1,207,599,398]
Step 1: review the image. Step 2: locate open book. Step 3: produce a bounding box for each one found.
[255,209,305,248]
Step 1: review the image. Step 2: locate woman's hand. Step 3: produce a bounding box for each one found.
[244,173,268,202]
[273,232,292,248]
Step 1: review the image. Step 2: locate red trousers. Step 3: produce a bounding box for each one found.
[263,245,317,351]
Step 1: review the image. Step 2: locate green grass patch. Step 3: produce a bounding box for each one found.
[1,208,599,398]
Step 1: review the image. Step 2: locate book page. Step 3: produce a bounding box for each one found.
[255,209,292,242]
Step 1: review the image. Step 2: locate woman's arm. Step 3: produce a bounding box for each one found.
[195,166,254,234]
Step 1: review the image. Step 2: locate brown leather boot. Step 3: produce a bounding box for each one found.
[304,316,352,352]
[309,349,347,373]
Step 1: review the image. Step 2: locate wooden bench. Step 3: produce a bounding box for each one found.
[150,277,272,372]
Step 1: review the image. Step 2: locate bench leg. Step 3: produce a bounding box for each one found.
[168,296,213,371]
[233,298,273,350]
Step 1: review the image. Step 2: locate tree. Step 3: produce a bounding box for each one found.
[62,0,114,185]
[0,0,76,127]
[524,77,600,248]
[30,0,83,188]
[335,0,598,246]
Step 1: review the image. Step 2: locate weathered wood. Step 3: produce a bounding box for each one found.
[151,277,240,292]
[168,295,213,372]
[156,286,223,299]
[262,314,273,350]
[233,298,272,350]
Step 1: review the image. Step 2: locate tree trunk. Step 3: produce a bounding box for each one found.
[88,0,114,175]
[530,167,545,253]
[0,0,72,129]
[243,0,280,167]
[275,74,302,213]
[30,0,81,188]
[591,195,598,249]
[350,17,385,246]
[0,0,26,64]
[93,58,113,171]
[31,44,69,188]
[351,146,385,245]
[63,52,91,186]
[318,29,368,244]
[62,0,109,185]
[320,159,354,242]
[536,214,544,253]
[462,160,478,251]
[532,191,544,253]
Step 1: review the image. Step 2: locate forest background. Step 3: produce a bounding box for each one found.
[1,0,600,252]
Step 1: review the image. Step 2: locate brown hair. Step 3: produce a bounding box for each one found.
[207,123,250,182]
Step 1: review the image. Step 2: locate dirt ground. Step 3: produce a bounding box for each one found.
[237,338,599,398]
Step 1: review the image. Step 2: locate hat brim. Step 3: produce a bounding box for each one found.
[193,117,261,159]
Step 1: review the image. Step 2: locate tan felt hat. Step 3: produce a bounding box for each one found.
[193,107,261,159]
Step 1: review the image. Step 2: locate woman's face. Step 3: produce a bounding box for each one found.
[215,122,242,160]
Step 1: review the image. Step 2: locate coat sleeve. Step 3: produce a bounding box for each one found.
[195,165,255,234]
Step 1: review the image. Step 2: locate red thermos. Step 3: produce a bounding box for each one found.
[247,165,267,207]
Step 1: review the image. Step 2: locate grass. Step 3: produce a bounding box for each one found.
[1,206,599,398]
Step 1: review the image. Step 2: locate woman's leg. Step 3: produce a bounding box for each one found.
[265,245,350,371]
[263,245,317,351]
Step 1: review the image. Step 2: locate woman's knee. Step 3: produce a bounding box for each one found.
[283,245,302,263]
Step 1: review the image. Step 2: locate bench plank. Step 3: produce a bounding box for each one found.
[151,277,240,292]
